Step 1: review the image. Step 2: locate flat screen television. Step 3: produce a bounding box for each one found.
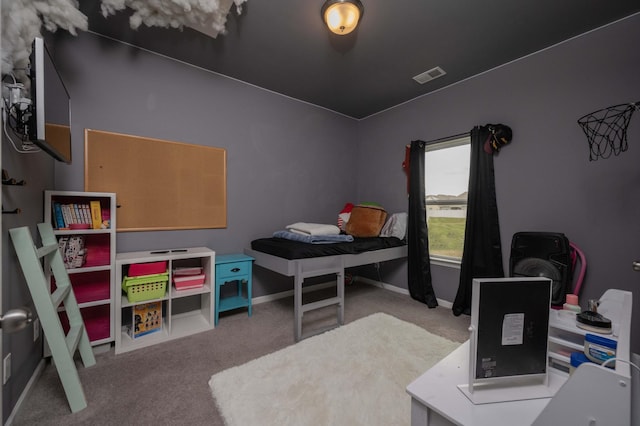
[27,36,72,164]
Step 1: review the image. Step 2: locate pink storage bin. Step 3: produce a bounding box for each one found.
[128,261,168,277]
[173,274,205,290]
[59,305,111,342]
[51,270,111,304]
[82,233,111,268]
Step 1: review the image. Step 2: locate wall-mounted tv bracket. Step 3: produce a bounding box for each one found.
[1,75,32,137]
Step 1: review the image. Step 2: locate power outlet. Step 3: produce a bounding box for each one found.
[3,353,11,385]
[33,318,40,342]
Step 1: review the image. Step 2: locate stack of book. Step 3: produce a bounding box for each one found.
[52,200,107,229]
[172,267,205,290]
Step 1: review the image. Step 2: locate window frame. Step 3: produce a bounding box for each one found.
[424,134,471,268]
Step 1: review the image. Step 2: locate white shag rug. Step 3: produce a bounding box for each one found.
[209,312,460,426]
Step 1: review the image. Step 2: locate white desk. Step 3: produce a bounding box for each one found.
[406,341,561,426]
[407,289,634,426]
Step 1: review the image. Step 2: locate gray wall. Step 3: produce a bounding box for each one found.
[1,140,53,418]
[53,31,359,298]
[1,11,639,422]
[2,31,359,422]
[358,13,640,352]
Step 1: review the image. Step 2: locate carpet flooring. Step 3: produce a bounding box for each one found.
[12,282,470,425]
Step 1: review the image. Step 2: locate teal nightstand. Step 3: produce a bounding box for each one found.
[215,254,254,325]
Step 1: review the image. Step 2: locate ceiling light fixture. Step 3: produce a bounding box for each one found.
[321,0,364,35]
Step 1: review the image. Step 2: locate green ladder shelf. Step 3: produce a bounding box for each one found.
[9,223,96,413]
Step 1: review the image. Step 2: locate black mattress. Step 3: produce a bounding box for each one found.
[251,236,406,260]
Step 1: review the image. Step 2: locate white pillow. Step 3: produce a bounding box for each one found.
[380,212,407,239]
[338,212,351,231]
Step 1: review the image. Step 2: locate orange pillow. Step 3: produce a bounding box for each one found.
[345,205,388,237]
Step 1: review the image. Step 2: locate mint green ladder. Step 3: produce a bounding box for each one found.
[9,223,96,413]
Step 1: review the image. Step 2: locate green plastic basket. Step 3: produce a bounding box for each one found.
[122,272,168,303]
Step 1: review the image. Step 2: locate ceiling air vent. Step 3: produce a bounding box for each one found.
[412,66,446,84]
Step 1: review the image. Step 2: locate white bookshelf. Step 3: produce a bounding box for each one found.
[43,190,117,350]
[114,247,215,354]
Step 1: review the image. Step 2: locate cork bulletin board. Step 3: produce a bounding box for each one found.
[84,129,226,231]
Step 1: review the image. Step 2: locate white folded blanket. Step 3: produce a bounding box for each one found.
[286,222,341,236]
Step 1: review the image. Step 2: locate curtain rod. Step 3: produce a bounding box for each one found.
[423,131,470,147]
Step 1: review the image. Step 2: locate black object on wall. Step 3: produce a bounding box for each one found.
[510,231,573,306]
[407,139,438,308]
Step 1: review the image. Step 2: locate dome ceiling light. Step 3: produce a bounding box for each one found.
[321,0,364,35]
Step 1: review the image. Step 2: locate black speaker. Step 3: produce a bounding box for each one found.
[509,232,573,306]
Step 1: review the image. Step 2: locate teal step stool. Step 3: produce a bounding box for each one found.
[215,254,254,325]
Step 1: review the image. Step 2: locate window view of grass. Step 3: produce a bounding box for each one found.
[427,216,466,258]
[425,138,470,261]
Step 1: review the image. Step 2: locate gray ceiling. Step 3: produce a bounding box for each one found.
[79,1,640,119]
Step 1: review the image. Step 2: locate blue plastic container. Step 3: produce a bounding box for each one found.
[569,351,592,374]
[584,333,617,367]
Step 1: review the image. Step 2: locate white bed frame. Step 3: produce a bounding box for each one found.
[244,245,408,341]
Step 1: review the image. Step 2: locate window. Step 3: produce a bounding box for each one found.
[425,135,471,263]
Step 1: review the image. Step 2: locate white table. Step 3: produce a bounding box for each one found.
[406,341,564,426]
[408,290,634,426]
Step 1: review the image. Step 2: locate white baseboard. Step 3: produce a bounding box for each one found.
[251,281,337,305]
[355,276,453,308]
[5,358,46,426]
[252,275,453,309]
[355,276,409,295]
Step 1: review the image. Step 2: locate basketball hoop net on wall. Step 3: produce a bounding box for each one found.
[577,101,639,161]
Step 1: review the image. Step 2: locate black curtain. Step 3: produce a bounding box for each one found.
[452,126,505,315]
[407,140,438,308]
